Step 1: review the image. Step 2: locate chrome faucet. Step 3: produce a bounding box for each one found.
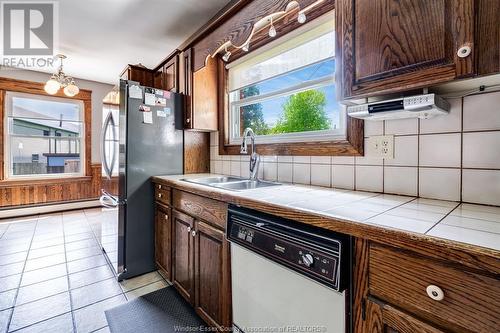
[240,128,260,181]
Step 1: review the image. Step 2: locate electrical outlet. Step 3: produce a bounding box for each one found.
[366,135,394,159]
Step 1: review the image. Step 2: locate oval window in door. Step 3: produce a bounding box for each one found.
[102,112,117,179]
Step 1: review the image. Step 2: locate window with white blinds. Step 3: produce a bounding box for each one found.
[227,15,345,144]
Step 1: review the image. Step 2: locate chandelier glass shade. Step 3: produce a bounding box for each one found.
[44,55,80,97]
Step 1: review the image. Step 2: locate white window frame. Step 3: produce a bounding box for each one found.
[227,15,345,145]
[4,91,85,180]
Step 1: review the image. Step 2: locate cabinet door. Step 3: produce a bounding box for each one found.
[182,49,194,129]
[155,204,171,280]
[337,0,474,99]
[164,55,179,92]
[172,209,195,304]
[476,0,500,75]
[153,68,164,89]
[365,299,445,333]
[194,221,231,329]
[192,55,218,131]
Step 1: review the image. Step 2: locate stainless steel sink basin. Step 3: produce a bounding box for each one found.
[212,179,280,191]
[181,176,244,185]
[181,176,281,191]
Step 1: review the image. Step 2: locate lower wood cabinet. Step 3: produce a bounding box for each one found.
[194,221,231,328]
[172,209,195,304]
[365,298,445,333]
[171,208,232,330]
[155,203,172,280]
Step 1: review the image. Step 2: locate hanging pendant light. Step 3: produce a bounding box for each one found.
[44,54,80,97]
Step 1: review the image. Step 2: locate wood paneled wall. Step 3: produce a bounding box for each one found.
[0,77,101,208]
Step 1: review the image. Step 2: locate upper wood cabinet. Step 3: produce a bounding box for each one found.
[337,0,475,99]
[153,53,179,92]
[476,0,500,76]
[120,64,153,87]
[181,48,218,131]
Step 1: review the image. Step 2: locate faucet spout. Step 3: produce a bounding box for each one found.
[240,128,260,180]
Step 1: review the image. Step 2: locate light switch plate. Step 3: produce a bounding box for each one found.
[366,135,394,159]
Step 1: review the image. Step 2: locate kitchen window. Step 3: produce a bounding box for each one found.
[227,18,344,144]
[4,92,85,179]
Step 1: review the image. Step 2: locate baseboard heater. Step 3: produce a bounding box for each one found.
[0,199,101,219]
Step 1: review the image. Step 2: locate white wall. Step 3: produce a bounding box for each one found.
[0,68,114,163]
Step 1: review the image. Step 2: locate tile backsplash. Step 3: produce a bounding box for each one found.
[210,91,500,206]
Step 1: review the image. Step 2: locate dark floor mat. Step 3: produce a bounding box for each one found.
[105,286,207,333]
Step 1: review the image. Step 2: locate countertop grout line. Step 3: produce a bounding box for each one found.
[423,202,461,235]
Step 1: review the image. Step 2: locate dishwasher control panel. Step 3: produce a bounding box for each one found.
[228,206,350,291]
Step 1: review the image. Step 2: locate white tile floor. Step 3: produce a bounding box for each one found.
[0,208,169,333]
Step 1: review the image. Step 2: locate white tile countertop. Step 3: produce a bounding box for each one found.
[153,174,500,252]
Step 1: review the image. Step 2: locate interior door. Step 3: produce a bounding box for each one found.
[172,209,195,304]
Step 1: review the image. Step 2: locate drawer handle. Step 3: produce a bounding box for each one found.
[426,285,444,301]
[457,44,472,58]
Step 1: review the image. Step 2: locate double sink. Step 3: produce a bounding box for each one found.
[182,176,281,191]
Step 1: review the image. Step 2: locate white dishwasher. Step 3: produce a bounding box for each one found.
[227,206,352,333]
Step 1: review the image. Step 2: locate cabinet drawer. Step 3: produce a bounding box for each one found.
[369,244,500,332]
[155,183,171,205]
[172,190,227,229]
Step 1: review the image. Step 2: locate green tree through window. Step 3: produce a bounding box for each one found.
[240,86,269,135]
[270,90,330,134]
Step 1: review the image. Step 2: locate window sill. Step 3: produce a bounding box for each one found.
[0,176,93,187]
[219,139,364,156]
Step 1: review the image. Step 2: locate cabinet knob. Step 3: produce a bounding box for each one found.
[457,45,472,58]
[158,193,162,198]
[187,226,191,233]
[164,214,168,220]
[191,230,196,237]
[158,185,162,189]
[426,285,444,301]
[186,118,191,123]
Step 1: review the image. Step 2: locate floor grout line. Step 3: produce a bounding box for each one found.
[6,214,39,333]
[62,217,78,333]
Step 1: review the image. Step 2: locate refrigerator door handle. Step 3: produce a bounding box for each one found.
[101,112,117,180]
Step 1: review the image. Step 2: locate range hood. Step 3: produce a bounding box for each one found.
[347,94,450,121]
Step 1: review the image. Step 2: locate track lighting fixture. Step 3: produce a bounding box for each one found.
[242,42,250,52]
[298,11,307,24]
[268,17,277,38]
[222,47,232,62]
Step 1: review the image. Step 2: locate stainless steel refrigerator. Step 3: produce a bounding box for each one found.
[100,79,183,280]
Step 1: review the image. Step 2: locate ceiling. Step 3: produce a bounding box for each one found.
[24,0,231,84]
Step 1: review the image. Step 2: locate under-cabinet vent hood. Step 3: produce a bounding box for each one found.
[347,94,450,121]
